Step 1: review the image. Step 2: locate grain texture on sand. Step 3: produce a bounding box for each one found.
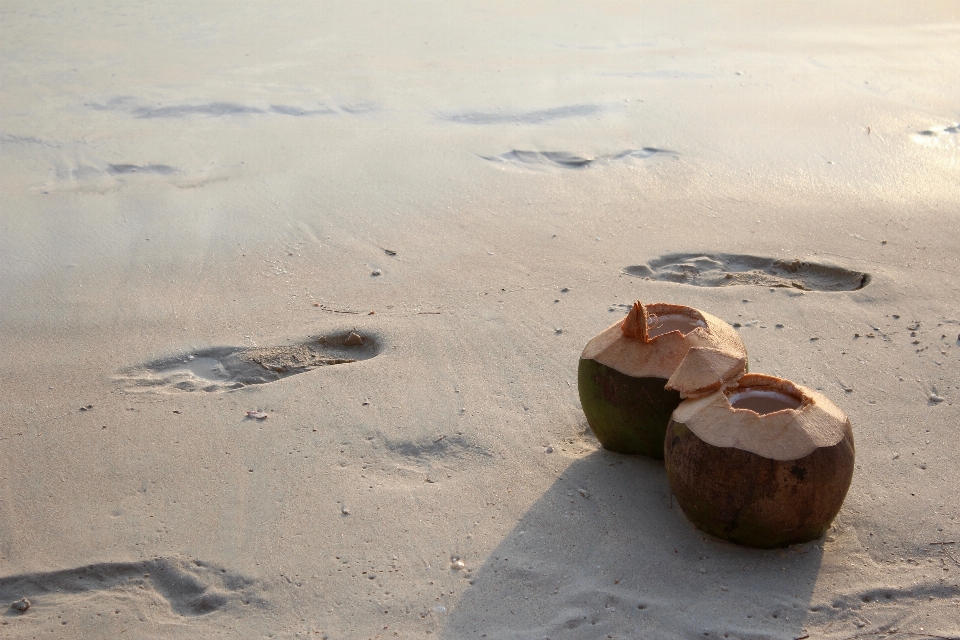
[1,1,959,638]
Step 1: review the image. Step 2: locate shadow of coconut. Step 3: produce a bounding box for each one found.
[442,449,824,640]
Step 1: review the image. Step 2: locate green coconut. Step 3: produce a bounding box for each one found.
[578,301,747,458]
[664,373,855,548]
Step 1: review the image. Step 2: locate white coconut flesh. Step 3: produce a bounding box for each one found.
[580,302,747,380]
[671,375,850,461]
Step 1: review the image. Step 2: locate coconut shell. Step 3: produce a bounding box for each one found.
[578,358,681,457]
[665,346,748,398]
[578,302,747,458]
[664,375,855,548]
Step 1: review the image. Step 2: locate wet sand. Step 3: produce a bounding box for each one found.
[1,2,959,637]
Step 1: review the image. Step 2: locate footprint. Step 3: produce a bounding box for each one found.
[86,96,356,119]
[268,104,337,116]
[106,163,178,176]
[132,102,264,118]
[26,155,228,194]
[917,123,959,136]
[117,330,381,393]
[0,557,264,618]
[440,104,602,125]
[914,122,959,147]
[482,148,672,170]
[624,253,869,291]
[0,133,60,148]
[382,434,493,462]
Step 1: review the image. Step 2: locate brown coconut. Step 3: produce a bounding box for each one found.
[578,301,747,457]
[664,373,855,548]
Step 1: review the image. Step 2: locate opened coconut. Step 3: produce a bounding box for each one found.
[664,373,855,548]
[578,301,747,458]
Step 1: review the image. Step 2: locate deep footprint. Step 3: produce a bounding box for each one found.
[482,148,671,170]
[0,557,263,617]
[624,253,869,291]
[117,330,381,392]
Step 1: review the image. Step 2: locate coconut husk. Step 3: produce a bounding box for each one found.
[665,374,855,548]
[665,346,747,398]
[581,302,746,381]
[671,374,848,460]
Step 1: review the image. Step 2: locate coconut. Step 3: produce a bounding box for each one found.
[664,373,855,548]
[577,301,747,457]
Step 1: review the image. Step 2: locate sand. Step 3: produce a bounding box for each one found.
[1,1,959,638]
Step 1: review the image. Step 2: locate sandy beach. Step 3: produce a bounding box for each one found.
[2,2,959,638]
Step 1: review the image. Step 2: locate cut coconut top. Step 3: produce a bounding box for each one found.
[648,314,706,339]
[671,374,851,460]
[665,346,748,398]
[581,301,747,380]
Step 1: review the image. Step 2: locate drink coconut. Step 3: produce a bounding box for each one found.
[664,373,855,548]
[578,301,747,458]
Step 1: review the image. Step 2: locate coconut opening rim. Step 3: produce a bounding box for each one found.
[583,301,748,381]
[727,388,804,415]
[672,372,850,460]
[647,312,708,340]
[642,304,707,339]
[722,375,812,417]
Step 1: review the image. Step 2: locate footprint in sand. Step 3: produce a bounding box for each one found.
[914,122,959,147]
[117,330,382,393]
[624,253,869,291]
[26,157,228,194]
[0,557,264,619]
[481,148,673,171]
[440,103,603,125]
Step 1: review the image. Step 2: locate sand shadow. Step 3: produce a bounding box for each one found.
[86,97,344,119]
[481,148,674,171]
[0,557,265,619]
[917,123,959,137]
[106,163,179,176]
[116,330,382,393]
[443,450,824,640]
[439,104,602,125]
[625,254,869,291]
[913,122,960,148]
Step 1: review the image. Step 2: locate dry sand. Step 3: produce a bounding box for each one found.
[1,2,959,638]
